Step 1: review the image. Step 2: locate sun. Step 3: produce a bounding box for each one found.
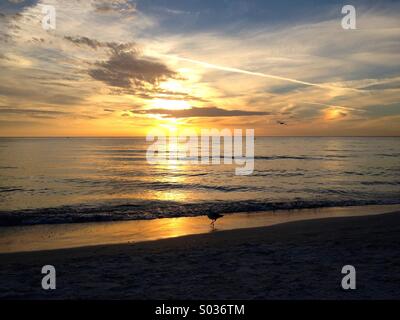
[159,79,186,92]
[145,97,196,136]
[325,108,347,120]
[160,120,179,133]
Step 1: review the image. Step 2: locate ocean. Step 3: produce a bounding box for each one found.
[0,137,399,226]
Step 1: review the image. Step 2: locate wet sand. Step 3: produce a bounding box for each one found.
[1,209,400,299]
[2,204,400,253]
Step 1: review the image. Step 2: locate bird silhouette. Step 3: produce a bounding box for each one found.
[207,212,224,229]
[277,120,287,125]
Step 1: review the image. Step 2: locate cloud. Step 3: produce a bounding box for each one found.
[0,107,99,120]
[137,106,270,118]
[0,107,69,118]
[364,103,400,118]
[0,0,399,136]
[359,79,400,91]
[269,83,310,94]
[0,119,43,127]
[157,53,360,93]
[64,36,136,53]
[89,49,176,89]
[0,83,85,106]
[92,0,136,14]
[65,35,188,98]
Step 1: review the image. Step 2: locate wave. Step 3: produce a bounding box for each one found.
[96,154,351,162]
[0,187,24,193]
[376,153,400,157]
[1,198,399,227]
[360,181,400,186]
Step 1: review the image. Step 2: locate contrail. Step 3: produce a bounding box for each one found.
[157,54,361,93]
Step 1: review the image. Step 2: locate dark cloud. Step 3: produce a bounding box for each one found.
[0,107,69,119]
[269,83,309,94]
[107,86,207,102]
[92,0,136,14]
[89,50,176,89]
[45,94,83,105]
[65,36,102,49]
[65,36,179,95]
[64,36,136,53]
[136,90,207,102]
[0,107,98,120]
[0,119,43,127]
[136,106,270,118]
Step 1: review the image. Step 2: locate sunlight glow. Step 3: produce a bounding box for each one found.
[325,108,347,120]
[152,99,191,110]
[159,80,186,93]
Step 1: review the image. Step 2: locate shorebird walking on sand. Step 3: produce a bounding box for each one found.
[207,212,224,228]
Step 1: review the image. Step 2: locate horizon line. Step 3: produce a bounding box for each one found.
[1,135,399,138]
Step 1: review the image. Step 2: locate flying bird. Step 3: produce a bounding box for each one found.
[277,120,287,125]
[207,212,224,228]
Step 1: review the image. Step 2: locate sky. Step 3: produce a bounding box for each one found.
[0,0,399,136]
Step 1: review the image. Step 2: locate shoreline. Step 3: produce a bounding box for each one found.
[1,209,400,299]
[1,204,400,253]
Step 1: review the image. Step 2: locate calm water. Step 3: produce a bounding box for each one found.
[0,137,399,226]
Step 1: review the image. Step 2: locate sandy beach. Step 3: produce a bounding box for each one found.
[1,209,400,300]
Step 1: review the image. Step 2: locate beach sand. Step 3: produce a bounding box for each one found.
[1,210,400,299]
